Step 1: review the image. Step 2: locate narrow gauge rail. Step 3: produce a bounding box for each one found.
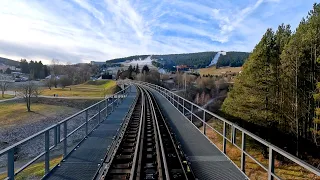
[97,86,191,180]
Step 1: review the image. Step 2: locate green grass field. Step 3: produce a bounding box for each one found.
[0,94,14,100]
[199,66,242,76]
[40,80,119,97]
[0,103,75,128]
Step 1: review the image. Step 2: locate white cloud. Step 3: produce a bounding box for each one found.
[0,0,311,64]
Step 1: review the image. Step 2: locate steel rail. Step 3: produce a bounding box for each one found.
[142,87,165,180]
[101,86,144,179]
[144,88,170,180]
[130,86,145,180]
[144,87,190,180]
[134,81,320,179]
[95,86,141,180]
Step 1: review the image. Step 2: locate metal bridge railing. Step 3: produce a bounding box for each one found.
[0,85,132,180]
[136,81,320,180]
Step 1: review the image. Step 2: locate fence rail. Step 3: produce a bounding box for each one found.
[135,81,320,180]
[0,85,132,180]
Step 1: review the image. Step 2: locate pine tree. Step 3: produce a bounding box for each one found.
[142,65,149,74]
[272,24,292,129]
[280,3,320,153]
[222,29,278,126]
[222,2,320,154]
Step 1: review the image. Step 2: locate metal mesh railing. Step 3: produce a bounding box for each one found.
[136,81,320,180]
[0,85,132,180]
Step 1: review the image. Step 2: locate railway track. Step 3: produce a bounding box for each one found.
[97,86,192,180]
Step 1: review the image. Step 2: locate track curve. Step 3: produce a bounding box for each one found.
[96,85,193,180]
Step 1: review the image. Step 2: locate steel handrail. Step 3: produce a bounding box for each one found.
[134,81,320,179]
[0,85,132,180]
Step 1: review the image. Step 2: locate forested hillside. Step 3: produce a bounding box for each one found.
[154,52,216,68]
[107,51,250,69]
[107,52,217,68]
[216,52,250,68]
[222,3,320,156]
[0,57,19,66]
[107,55,150,64]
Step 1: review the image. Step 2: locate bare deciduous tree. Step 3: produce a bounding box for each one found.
[59,76,72,89]
[19,81,40,112]
[45,78,54,90]
[0,76,12,98]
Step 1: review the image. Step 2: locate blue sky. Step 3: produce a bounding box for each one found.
[0,0,316,64]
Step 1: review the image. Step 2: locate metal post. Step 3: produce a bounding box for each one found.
[8,148,14,180]
[175,96,177,107]
[106,98,109,115]
[105,99,108,117]
[177,96,179,109]
[85,110,88,136]
[63,122,67,157]
[191,105,193,122]
[232,126,236,144]
[241,131,246,173]
[45,131,50,175]
[98,102,101,124]
[57,125,61,143]
[176,96,178,108]
[54,126,58,146]
[203,110,206,135]
[223,122,226,154]
[268,148,275,180]
[112,95,115,112]
[182,100,185,115]
[172,93,174,105]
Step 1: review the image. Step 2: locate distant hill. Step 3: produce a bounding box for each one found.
[216,52,250,68]
[106,55,150,64]
[0,57,19,67]
[106,51,250,69]
[107,52,216,69]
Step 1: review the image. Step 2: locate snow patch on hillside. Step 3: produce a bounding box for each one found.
[121,55,156,68]
[208,51,226,67]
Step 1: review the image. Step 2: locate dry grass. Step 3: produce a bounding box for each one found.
[0,94,14,100]
[0,156,62,180]
[200,119,320,180]
[0,103,75,128]
[41,80,118,97]
[199,66,242,76]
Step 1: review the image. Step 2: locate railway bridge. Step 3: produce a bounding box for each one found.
[0,82,320,180]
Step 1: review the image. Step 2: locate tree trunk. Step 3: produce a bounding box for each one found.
[27,95,31,112]
[26,98,30,112]
[1,91,4,98]
[295,56,299,157]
